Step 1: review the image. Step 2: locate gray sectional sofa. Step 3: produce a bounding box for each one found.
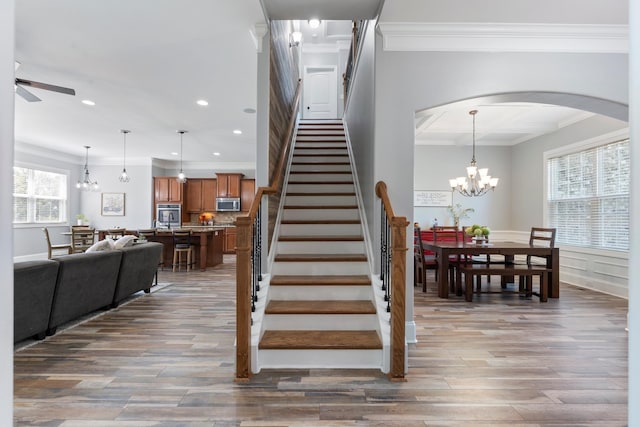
[13,241,163,343]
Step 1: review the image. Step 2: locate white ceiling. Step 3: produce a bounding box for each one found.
[15,1,266,166]
[13,0,627,166]
[415,103,596,146]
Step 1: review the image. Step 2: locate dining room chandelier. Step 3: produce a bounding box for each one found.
[76,145,99,191]
[449,110,498,197]
[119,129,130,183]
[176,130,187,184]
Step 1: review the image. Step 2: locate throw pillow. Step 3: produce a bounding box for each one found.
[85,239,114,253]
[114,234,136,249]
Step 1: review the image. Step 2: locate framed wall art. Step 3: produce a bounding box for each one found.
[414,190,452,207]
[101,192,125,216]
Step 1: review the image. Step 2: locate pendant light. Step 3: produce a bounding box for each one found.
[119,129,130,183]
[449,110,499,197]
[76,145,99,191]
[176,130,187,184]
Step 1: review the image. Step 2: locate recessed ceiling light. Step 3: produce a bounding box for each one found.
[308,19,321,28]
[233,129,242,135]
[171,152,178,156]
[243,108,256,114]
[82,100,95,106]
[197,99,208,106]
[213,152,221,156]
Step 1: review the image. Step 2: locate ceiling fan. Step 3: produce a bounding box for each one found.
[14,61,76,102]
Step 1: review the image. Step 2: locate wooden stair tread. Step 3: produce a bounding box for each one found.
[284,205,358,209]
[270,275,371,286]
[281,219,360,224]
[287,181,354,185]
[275,253,367,262]
[278,235,363,242]
[286,192,356,196]
[293,153,348,157]
[266,300,376,315]
[259,330,382,350]
[290,170,351,174]
[291,162,350,165]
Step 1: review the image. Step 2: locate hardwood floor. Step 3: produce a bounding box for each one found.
[14,256,628,426]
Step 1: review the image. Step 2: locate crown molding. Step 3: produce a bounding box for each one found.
[378,23,628,53]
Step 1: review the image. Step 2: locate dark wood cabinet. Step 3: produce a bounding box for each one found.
[202,179,217,211]
[185,179,217,213]
[223,227,237,254]
[240,179,255,212]
[154,177,183,203]
[216,173,243,198]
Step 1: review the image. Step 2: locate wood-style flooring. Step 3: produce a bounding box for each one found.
[13,255,629,426]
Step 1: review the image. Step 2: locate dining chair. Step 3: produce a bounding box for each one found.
[70,226,96,253]
[414,226,440,292]
[519,227,556,296]
[42,227,72,259]
[432,225,461,294]
[172,229,194,272]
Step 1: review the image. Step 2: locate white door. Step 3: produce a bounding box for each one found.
[303,66,338,119]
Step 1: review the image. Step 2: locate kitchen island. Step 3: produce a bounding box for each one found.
[98,227,225,271]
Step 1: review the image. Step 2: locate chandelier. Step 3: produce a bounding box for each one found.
[119,129,130,183]
[176,130,187,184]
[449,110,498,197]
[76,145,99,191]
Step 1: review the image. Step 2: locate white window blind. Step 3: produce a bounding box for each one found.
[13,166,68,224]
[547,138,629,251]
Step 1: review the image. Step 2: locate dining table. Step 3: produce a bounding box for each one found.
[421,240,560,299]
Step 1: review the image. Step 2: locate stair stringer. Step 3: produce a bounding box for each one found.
[249,119,391,374]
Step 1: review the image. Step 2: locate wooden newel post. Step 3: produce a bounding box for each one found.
[389,216,409,381]
[235,215,252,382]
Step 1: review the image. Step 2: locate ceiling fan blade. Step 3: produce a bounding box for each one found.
[15,85,42,102]
[15,78,76,96]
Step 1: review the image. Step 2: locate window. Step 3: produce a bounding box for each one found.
[13,166,68,224]
[547,138,629,251]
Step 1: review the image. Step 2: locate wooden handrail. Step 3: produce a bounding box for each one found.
[375,180,409,381]
[235,79,302,382]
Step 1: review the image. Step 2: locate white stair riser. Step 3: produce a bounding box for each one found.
[282,208,359,221]
[296,136,345,141]
[287,183,354,193]
[256,349,382,371]
[279,223,362,234]
[277,241,365,254]
[296,128,344,139]
[263,314,378,330]
[290,164,351,172]
[291,149,348,156]
[268,285,372,300]
[271,261,369,276]
[292,156,349,163]
[295,143,346,149]
[285,195,357,205]
[287,173,352,182]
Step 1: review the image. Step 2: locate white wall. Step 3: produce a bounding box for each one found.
[413,145,511,229]
[1,0,14,422]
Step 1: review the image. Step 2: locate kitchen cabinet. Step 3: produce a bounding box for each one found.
[185,179,217,213]
[154,177,183,203]
[223,227,237,254]
[216,173,243,198]
[240,179,256,212]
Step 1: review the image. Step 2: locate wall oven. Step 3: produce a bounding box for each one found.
[216,197,240,212]
[156,204,181,228]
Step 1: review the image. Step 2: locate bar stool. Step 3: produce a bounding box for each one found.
[172,229,193,272]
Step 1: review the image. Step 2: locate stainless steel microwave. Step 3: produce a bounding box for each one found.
[216,197,240,212]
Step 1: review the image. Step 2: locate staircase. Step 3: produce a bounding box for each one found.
[252,119,388,372]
